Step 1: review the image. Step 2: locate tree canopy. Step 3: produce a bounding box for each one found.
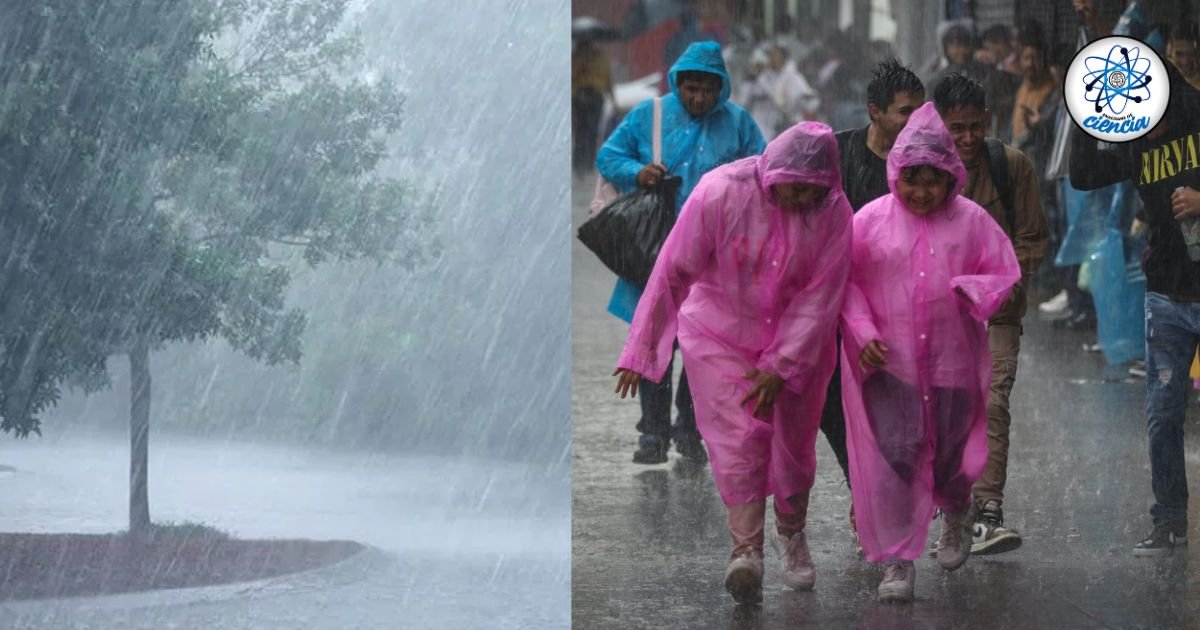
[0,0,428,436]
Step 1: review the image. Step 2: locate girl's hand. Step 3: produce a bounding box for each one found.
[858,340,889,371]
[1172,187,1200,220]
[613,368,643,399]
[740,369,786,420]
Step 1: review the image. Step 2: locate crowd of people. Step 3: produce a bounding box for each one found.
[580,0,1200,608]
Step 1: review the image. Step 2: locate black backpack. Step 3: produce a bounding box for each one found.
[983,137,1017,236]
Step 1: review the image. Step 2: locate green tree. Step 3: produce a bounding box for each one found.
[0,0,429,532]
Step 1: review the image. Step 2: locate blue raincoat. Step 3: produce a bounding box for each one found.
[596,41,766,322]
[1061,4,1158,365]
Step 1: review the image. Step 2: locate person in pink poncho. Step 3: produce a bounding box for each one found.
[839,102,1020,603]
[613,121,852,605]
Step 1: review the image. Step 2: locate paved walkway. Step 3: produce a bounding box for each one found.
[571,173,1200,629]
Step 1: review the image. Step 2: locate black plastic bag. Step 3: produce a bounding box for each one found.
[577,175,681,289]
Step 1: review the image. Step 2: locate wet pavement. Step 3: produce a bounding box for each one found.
[0,436,569,628]
[571,173,1200,629]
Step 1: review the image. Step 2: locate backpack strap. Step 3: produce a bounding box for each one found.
[984,137,1016,236]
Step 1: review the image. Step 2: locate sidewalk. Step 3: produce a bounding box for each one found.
[571,173,1200,629]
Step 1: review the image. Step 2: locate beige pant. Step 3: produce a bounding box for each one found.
[971,324,1021,507]
[727,493,808,558]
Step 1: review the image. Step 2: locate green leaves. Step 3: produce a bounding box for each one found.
[0,0,427,435]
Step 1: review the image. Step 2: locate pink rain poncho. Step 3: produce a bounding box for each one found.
[839,102,1020,563]
[617,122,851,510]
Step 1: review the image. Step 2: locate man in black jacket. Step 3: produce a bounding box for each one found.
[1069,62,1200,556]
[822,58,924,545]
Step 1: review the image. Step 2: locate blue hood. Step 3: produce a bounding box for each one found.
[667,41,731,106]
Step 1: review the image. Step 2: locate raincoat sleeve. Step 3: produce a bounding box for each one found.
[737,111,767,158]
[616,180,718,381]
[949,210,1022,322]
[840,219,882,359]
[1068,126,1134,190]
[755,206,851,384]
[596,100,652,191]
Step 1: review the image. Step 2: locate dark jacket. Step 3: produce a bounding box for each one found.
[1068,65,1200,299]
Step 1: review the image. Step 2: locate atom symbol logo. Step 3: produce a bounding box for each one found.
[1083,45,1152,114]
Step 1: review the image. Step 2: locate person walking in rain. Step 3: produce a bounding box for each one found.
[836,58,926,213]
[821,57,924,545]
[840,102,1019,603]
[597,41,765,465]
[1068,55,1200,556]
[572,38,616,176]
[736,43,819,141]
[613,122,851,604]
[933,73,1049,555]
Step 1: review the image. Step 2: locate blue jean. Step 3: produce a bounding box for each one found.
[1145,292,1200,531]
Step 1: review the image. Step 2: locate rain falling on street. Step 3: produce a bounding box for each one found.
[0,1,569,628]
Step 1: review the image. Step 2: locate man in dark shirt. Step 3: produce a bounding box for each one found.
[823,58,924,543]
[1069,61,1200,556]
[835,58,926,211]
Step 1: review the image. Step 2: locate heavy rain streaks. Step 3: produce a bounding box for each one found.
[0,0,568,628]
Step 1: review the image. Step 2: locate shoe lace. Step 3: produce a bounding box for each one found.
[786,533,812,569]
[883,562,909,582]
[942,518,966,548]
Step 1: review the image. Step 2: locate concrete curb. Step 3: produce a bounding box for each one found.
[0,543,395,614]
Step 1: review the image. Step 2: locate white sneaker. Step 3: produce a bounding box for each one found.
[724,552,764,604]
[971,501,1023,555]
[877,561,915,603]
[1129,360,1147,378]
[772,531,816,591]
[1038,290,1069,314]
[936,506,975,571]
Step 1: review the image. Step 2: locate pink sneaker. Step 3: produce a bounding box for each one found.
[724,552,763,604]
[772,531,816,590]
[877,561,915,603]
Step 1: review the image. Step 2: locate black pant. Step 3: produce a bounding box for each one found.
[860,371,975,505]
[636,351,698,447]
[819,361,852,487]
[572,87,603,175]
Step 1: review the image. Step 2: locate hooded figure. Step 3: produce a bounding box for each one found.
[839,102,1019,602]
[597,41,765,466]
[737,43,820,141]
[597,41,766,323]
[615,121,851,604]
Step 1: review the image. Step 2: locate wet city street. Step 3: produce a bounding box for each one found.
[571,174,1200,629]
[0,437,569,629]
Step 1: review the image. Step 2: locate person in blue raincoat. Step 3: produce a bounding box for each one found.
[597,41,766,465]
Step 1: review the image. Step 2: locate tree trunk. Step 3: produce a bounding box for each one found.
[129,342,151,535]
